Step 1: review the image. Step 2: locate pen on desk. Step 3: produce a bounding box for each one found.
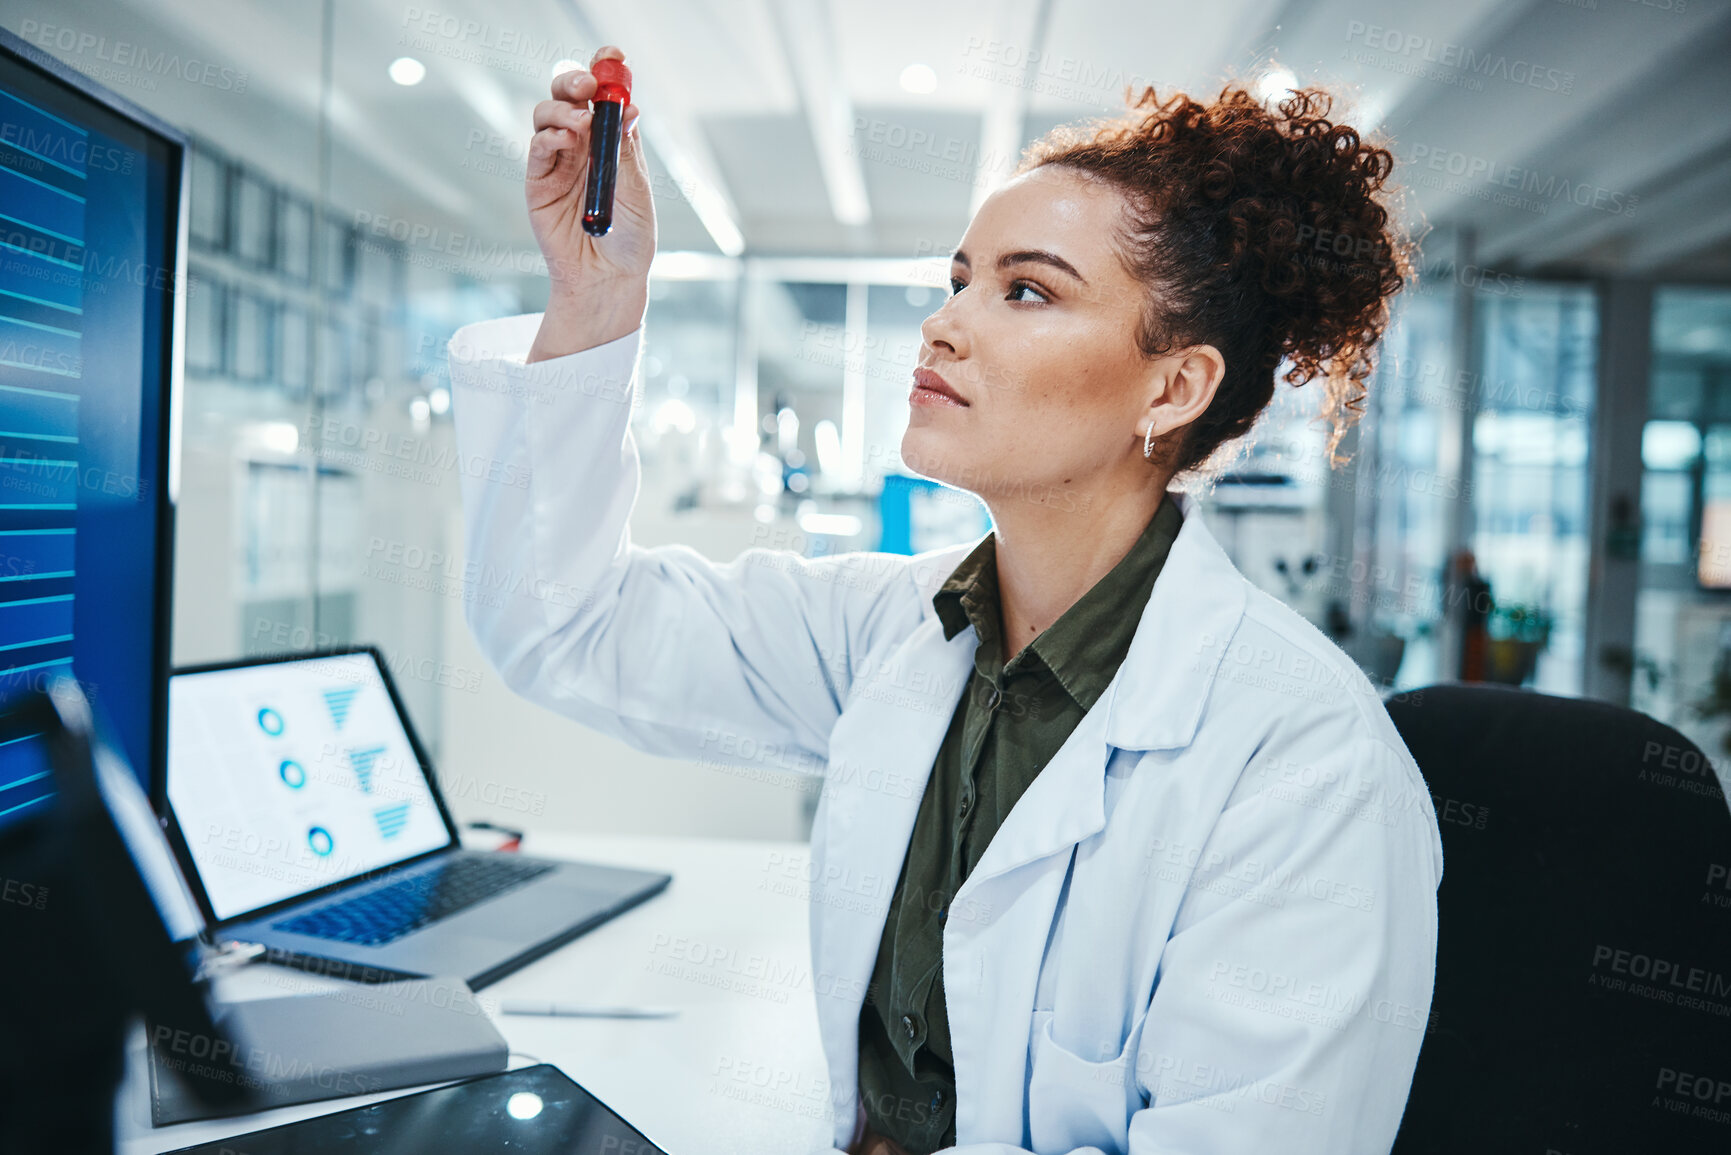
[500,999,680,1019]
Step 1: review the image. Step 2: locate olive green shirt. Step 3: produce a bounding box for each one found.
[855,493,1184,1154]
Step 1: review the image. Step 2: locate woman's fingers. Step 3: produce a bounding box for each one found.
[525,131,562,184]
[551,67,596,104]
[532,98,590,135]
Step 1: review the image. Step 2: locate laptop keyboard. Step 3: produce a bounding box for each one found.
[274,856,556,947]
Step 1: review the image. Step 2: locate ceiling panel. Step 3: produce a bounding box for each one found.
[3,0,1726,272]
[706,112,832,220]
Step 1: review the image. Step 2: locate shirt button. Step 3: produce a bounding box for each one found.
[958,791,971,817]
[902,1013,918,1041]
[930,1089,944,1112]
[983,686,1001,710]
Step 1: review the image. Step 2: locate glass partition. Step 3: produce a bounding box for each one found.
[1632,288,1731,754]
[1469,285,1597,696]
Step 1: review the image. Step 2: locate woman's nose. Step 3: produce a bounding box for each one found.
[920,294,967,360]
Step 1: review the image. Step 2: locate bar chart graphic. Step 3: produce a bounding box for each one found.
[322,685,359,730]
[373,801,410,840]
[346,745,386,793]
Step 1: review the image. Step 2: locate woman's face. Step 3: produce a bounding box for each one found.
[901,164,1174,512]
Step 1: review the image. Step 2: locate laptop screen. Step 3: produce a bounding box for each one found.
[167,652,453,922]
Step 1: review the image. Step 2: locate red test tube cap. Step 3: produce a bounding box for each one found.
[591,58,632,104]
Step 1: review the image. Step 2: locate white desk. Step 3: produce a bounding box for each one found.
[115,833,841,1155]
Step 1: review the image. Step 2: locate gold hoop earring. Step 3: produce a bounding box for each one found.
[1142,422,1157,462]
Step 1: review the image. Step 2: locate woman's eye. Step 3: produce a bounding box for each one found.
[949,277,967,295]
[1007,280,1048,303]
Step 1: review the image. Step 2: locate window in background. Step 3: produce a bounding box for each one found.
[1640,421,1698,568]
[1192,340,1337,645]
[188,142,227,251]
[1469,284,1597,695]
[1357,286,1459,690]
[638,276,739,511]
[317,314,351,404]
[230,168,275,269]
[228,289,272,385]
[319,217,351,297]
[759,281,846,508]
[1699,428,1731,588]
[277,302,310,399]
[185,273,225,377]
[354,232,398,309]
[1633,288,1731,747]
[276,195,313,284]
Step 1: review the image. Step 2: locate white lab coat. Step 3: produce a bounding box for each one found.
[447,314,1444,1155]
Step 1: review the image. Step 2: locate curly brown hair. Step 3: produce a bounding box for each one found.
[1019,83,1415,474]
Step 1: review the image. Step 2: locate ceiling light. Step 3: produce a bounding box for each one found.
[1254,66,1296,106]
[389,57,426,86]
[899,63,938,95]
[799,511,862,537]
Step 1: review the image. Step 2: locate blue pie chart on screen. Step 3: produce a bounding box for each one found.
[307,826,334,856]
[257,707,285,736]
[279,759,306,789]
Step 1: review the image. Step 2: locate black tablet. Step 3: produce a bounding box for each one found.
[164,1063,669,1154]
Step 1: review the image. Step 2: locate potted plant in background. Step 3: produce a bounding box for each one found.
[1689,620,1731,757]
[1484,600,1554,686]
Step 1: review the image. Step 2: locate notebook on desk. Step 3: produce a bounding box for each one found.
[147,975,508,1126]
[161,647,671,989]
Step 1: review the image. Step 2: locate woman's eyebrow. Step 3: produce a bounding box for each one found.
[999,249,1087,284]
[948,247,1088,285]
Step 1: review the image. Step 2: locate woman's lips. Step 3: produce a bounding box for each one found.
[911,367,968,407]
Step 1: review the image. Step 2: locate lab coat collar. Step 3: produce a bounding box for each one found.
[911,489,1245,755]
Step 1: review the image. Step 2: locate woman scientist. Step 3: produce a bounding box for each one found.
[448,45,1442,1155]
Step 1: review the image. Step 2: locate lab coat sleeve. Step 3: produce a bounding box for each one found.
[929,734,1442,1155]
[446,313,914,774]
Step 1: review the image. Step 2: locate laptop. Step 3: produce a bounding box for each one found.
[160,647,670,989]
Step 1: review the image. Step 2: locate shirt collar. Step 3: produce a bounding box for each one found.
[930,493,1184,711]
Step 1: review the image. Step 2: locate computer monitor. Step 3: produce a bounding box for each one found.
[0,27,186,812]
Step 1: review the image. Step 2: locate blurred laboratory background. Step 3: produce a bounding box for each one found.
[8,0,1731,839]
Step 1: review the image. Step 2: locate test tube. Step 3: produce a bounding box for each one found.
[582,58,633,237]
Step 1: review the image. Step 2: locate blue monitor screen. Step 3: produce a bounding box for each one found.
[0,34,181,825]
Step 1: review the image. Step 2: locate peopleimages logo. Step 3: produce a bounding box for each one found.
[1405,144,1638,217]
[17,21,249,92]
[1343,21,1575,94]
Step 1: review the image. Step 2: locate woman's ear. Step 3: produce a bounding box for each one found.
[1141,344,1225,443]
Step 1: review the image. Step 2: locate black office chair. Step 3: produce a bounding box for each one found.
[1385,682,1731,1154]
